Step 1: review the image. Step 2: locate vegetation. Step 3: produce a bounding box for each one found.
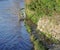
[25,24,46,50]
[25,21,48,50]
[25,0,60,50]
[32,37,45,50]
[25,20,60,50]
[26,0,60,24]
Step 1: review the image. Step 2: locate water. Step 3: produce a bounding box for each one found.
[0,0,33,50]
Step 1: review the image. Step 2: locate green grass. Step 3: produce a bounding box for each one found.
[26,0,60,24]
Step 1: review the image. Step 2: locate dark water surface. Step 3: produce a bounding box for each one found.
[0,0,33,50]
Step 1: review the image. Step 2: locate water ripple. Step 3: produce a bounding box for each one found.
[0,0,33,50]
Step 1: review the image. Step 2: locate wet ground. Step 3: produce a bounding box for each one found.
[0,0,33,50]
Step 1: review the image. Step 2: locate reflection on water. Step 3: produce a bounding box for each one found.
[0,0,33,50]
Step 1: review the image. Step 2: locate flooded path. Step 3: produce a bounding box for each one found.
[0,0,33,50]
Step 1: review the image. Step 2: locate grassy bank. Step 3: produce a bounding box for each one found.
[25,0,60,24]
[25,0,60,50]
[25,20,49,50]
[25,19,60,50]
[25,22,46,50]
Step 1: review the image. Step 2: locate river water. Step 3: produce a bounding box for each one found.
[0,0,33,50]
